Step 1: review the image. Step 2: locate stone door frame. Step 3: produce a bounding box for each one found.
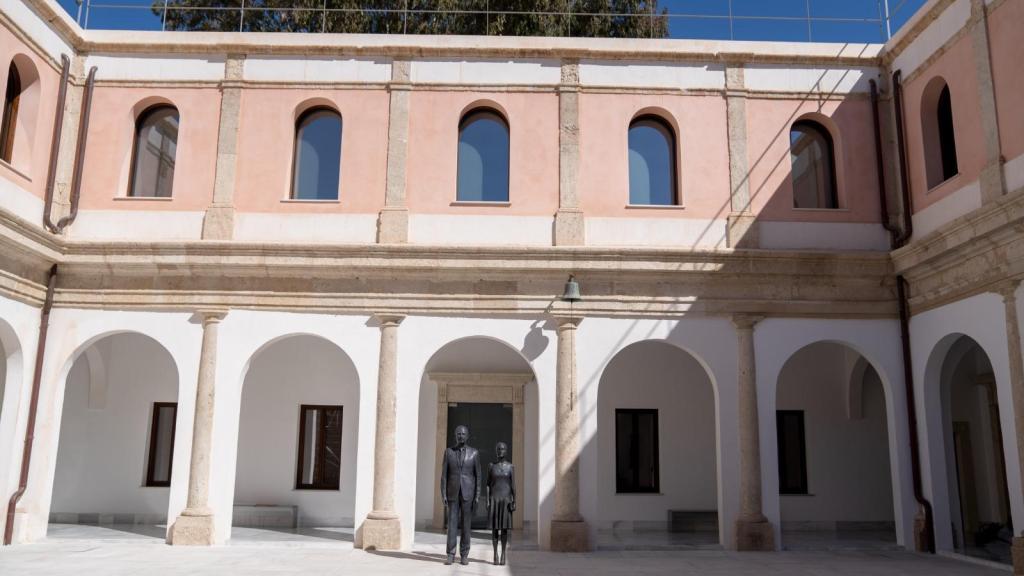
[429,372,531,531]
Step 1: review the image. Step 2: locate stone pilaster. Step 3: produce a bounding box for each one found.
[725,64,758,248]
[550,315,588,551]
[360,314,405,550]
[998,282,1024,574]
[554,60,584,246]
[970,0,1005,204]
[378,60,412,244]
[202,55,244,240]
[733,314,774,551]
[49,56,86,228]
[169,309,228,545]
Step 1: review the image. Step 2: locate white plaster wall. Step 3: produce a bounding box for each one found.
[85,54,226,82]
[234,213,378,244]
[209,311,380,544]
[0,295,39,541]
[18,309,201,543]
[414,337,538,528]
[396,317,556,550]
[3,0,75,61]
[756,318,915,550]
[409,214,554,246]
[70,210,206,241]
[759,222,890,251]
[0,175,45,225]
[244,57,390,83]
[585,217,728,249]
[578,61,724,90]
[776,342,894,524]
[576,317,739,549]
[235,335,360,527]
[596,340,717,528]
[50,333,177,519]
[743,66,877,94]
[410,59,560,85]
[890,0,971,78]
[910,179,982,240]
[912,288,1024,553]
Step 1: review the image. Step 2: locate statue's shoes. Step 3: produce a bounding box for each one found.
[444,555,454,565]
[460,556,470,565]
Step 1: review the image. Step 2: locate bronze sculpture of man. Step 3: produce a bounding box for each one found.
[440,424,481,565]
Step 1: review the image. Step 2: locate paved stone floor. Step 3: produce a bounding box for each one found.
[0,524,1010,575]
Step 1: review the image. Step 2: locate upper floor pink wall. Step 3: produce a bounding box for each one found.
[405,90,559,216]
[577,93,730,219]
[79,86,220,211]
[747,97,881,223]
[234,88,389,214]
[989,0,1024,164]
[899,20,985,213]
[0,27,60,200]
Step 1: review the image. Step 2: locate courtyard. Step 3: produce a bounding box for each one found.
[0,525,1010,576]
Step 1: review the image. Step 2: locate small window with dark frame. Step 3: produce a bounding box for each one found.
[615,408,659,493]
[128,105,179,198]
[145,402,177,487]
[296,405,343,490]
[790,120,838,209]
[776,410,808,495]
[1,62,23,164]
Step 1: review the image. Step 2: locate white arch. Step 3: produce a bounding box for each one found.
[0,316,25,540]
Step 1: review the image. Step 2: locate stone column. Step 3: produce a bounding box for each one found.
[377,60,412,243]
[202,55,244,240]
[360,314,405,550]
[550,315,588,551]
[733,314,774,551]
[553,60,585,246]
[169,309,227,545]
[998,282,1024,573]
[725,63,758,248]
[969,0,1006,204]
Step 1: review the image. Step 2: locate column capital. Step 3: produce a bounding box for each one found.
[731,314,764,331]
[551,315,583,330]
[195,308,228,325]
[996,280,1022,303]
[373,314,406,328]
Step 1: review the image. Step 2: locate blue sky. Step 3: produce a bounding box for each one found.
[57,0,928,43]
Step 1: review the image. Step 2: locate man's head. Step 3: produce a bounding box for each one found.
[454,425,469,447]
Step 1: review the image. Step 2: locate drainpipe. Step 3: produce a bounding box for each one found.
[3,264,57,546]
[52,66,97,234]
[42,55,70,234]
[881,70,934,553]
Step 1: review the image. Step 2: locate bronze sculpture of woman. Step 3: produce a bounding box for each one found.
[486,441,515,565]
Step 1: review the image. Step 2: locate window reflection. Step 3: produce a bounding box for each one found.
[790,121,837,209]
[129,106,179,198]
[292,108,342,200]
[457,109,509,202]
[628,116,677,205]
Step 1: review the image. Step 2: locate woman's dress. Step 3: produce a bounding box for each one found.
[487,461,515,530]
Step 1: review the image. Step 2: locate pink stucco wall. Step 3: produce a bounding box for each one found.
[405,91,559,215]
[577,93,730,219]
[900,32,985,213]
[746,97,881,223]
[234,88,389,213]
[988,0,1024,166]
[0,27,60,199]
[79,86,220,211]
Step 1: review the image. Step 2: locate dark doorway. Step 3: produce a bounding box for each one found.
[446,402,513,529]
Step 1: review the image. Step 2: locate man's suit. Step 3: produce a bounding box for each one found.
[440,444,482,558]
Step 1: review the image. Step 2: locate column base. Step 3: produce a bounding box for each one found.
[727,213,759,248]
[912,511,934,553]
[734,518,774,551]
[360,516,402,551]
[377,207,409,244]
[1012,536,1024,575]
[168,512,216,546]
[553,209,584,246]
[550,519,589,552]
[201,204,235,240]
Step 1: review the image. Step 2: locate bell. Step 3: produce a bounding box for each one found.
[561,275,582,302]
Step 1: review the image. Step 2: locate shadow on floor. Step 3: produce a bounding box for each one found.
[46,523,166,541]
[229,526,355,545]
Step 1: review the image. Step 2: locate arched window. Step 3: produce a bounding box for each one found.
[292,108,342,200]
[921,79,958,189]
[628,115,677,205]
[0,62,22,164]
[457,108,509,202]
[128,106,179,198]
[790,120,838,209]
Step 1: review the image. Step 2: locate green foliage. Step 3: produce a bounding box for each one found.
[154,0,668,37]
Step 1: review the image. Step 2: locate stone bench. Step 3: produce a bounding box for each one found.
[668,510,718,533]
[232,505,297,529]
